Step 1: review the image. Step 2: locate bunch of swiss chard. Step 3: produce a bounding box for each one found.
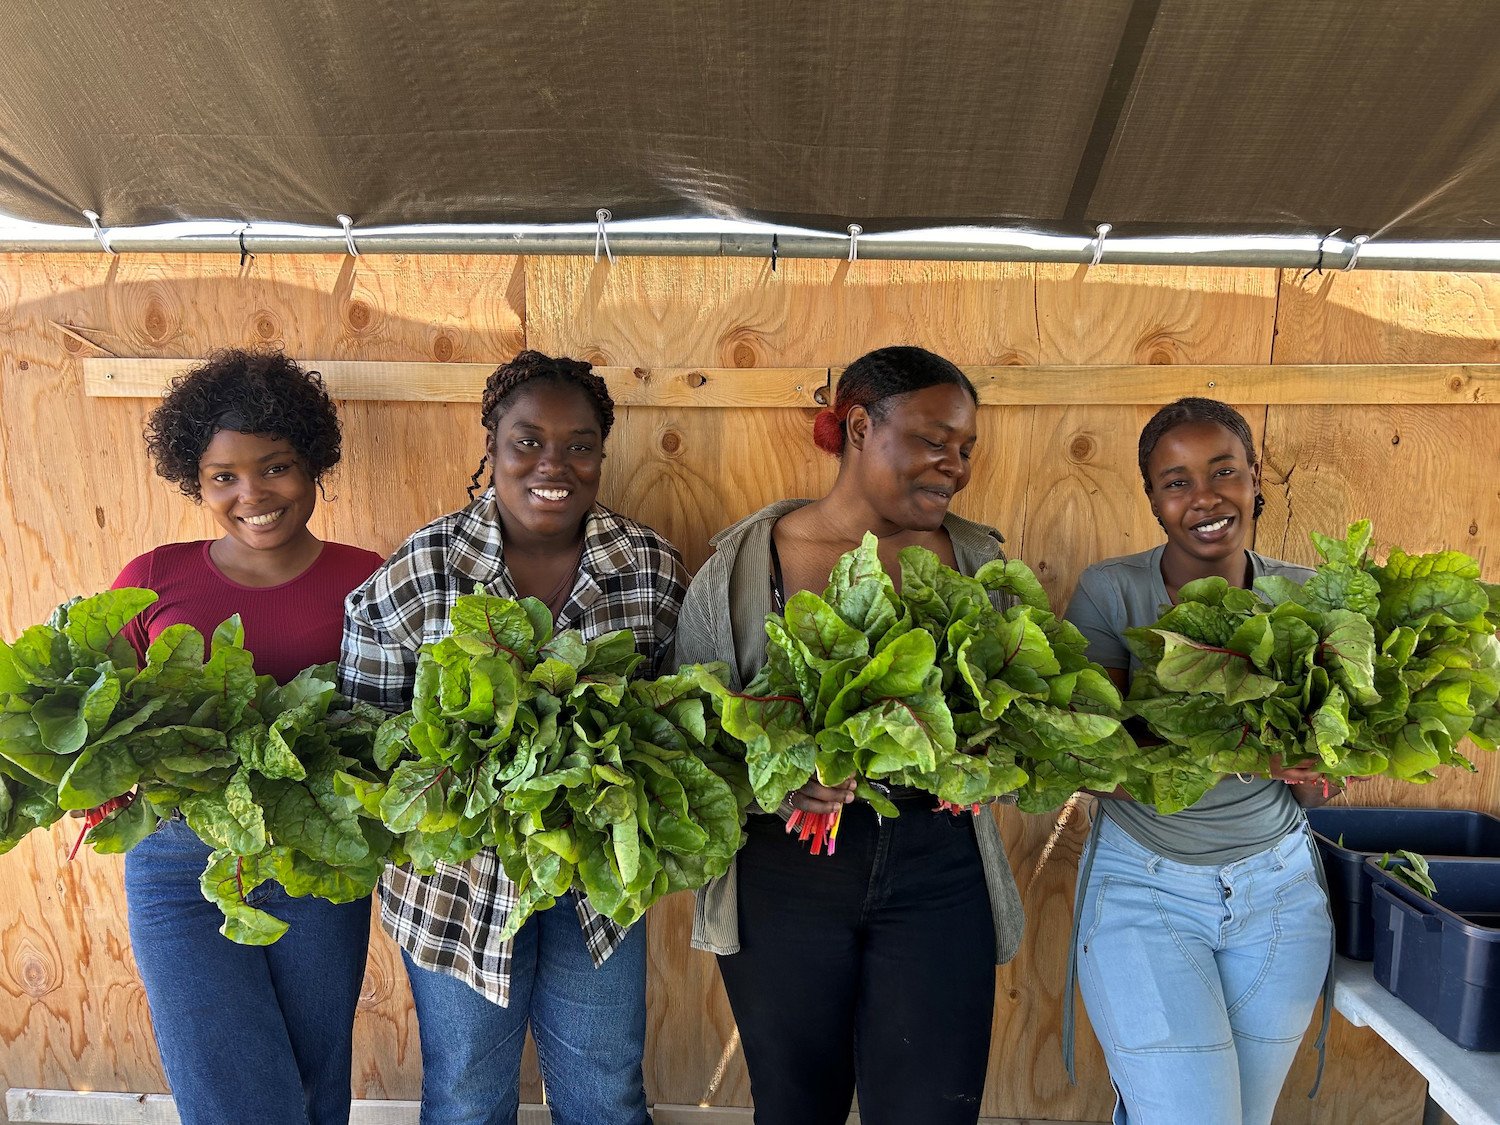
[1125,521,1500,813]
[711,533,1135,851]
[344,593,749,939]
[0,589,393,944]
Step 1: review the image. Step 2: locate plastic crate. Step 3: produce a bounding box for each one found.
[1367,857,1500,1051]
[1306,807,1500,960]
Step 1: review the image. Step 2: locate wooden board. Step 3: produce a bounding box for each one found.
[3,252,1497,1124]
[80,358,830,409]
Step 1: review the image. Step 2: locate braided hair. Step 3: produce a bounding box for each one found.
[467,350,616,498]
[1138,397,1265,519]
[813,346,978,457]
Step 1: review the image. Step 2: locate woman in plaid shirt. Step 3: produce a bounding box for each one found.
[340,352,687,1125]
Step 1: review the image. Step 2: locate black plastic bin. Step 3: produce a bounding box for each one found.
[1305,807,1500,960]
[1366,857,1500,1051]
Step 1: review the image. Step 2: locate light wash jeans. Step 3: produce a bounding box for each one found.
[1076,815,1332,1125]
[402,892,650,1125]
[125,817,371,1125]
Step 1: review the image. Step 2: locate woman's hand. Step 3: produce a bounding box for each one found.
[1267,755,1325,785]
[786,777,857,816]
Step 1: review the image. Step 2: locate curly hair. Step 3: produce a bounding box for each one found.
[144,348,342,501]
[1138,396,1265,518]
[467,350,616,498]
[813,346,978,456]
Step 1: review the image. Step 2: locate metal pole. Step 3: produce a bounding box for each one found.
[3,222,1500,272]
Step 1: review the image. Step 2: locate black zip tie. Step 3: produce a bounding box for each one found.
[1301,228,1341,282]
[770,232,778,272]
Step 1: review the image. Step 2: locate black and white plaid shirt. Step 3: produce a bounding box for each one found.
[339,491,688,1006]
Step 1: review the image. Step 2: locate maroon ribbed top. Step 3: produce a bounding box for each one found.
[112,540,384,684]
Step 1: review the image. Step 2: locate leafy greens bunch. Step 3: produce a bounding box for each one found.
[712,533,1135,844]
[0,588,393,944]
[346,593,748,940]
[1124,521,1500,813]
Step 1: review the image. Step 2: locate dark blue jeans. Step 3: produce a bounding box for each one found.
[125,818,371,1125]
[718,801,997,1125]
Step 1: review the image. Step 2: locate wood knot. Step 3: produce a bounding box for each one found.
[660,429,683,455]
[582,348,611,367]
[433,334,455,362]
[255,314,278,340]
[1450,375,1466,392]
[632,367,650,381]
[1391,432,1401,445]
[18,951,57,998]
[722,326,767,369]
[346,300,372,331]
[1470,522,1480,537]
[1067,433,1097,463]
[1138,331,1183,366]
[95,506,106,529]
[18,360,28,370]
[143,298,170,342]
[813,386,830,406]
[685,371,708,389]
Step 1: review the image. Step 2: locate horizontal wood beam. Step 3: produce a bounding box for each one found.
[79,359,830,409]
[80,358,1500,407]
[962,364,1500,405]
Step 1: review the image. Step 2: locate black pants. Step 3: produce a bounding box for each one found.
[718,800,997,1125]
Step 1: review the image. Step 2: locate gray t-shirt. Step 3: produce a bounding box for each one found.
[1064,544,1313,865]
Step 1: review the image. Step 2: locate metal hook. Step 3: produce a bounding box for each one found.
[847,224,862,263]
[1342,234,1370,272]
[82,210,115,255]
[595,208,614,263]
[1088,223,1112,268]
[336,214,360,257]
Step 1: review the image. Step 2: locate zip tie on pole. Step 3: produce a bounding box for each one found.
[1343,233,1370,271]
[1088,222,1112,268]
[847,223,862,262]
[1302,228,1342,281]
[237,224,253,267]
[336,214,360,257]
[770,232,779,272]
[82,210,115,255]
[595,208,614,263]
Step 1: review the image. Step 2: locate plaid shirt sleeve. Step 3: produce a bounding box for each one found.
[337,521,452,713]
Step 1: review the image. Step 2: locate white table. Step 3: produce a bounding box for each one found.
[1333,956,1500,1125]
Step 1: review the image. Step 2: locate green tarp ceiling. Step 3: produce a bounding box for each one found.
[2,0,1499,239]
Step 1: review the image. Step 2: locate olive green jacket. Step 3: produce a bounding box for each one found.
[675,499,1026,963]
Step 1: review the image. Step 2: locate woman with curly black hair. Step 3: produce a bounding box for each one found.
[113,348,383,1125]
[341,350,687,1125]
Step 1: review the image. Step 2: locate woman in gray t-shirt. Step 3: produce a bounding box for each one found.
[1062,398,1337,1125]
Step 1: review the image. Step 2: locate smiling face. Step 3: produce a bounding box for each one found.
[489,380,605,546]
[1145,420,1260,572]
[197,429,318,554]
[846,383,977,532]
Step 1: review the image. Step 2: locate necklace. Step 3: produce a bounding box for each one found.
[542,538,586,618]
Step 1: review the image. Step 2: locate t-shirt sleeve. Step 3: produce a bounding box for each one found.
[110,551,155,665]
[1063,567,1129,670]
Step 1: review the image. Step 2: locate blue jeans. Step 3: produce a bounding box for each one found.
[1076,816,1332,1125]
[125,818,371,1125]
[402,892,650,1125]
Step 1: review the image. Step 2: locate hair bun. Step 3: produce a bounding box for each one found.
[812,408,845,455]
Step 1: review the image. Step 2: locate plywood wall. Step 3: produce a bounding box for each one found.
[2,252,1498,1124]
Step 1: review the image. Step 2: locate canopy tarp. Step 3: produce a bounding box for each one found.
[3,0,1499,238]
